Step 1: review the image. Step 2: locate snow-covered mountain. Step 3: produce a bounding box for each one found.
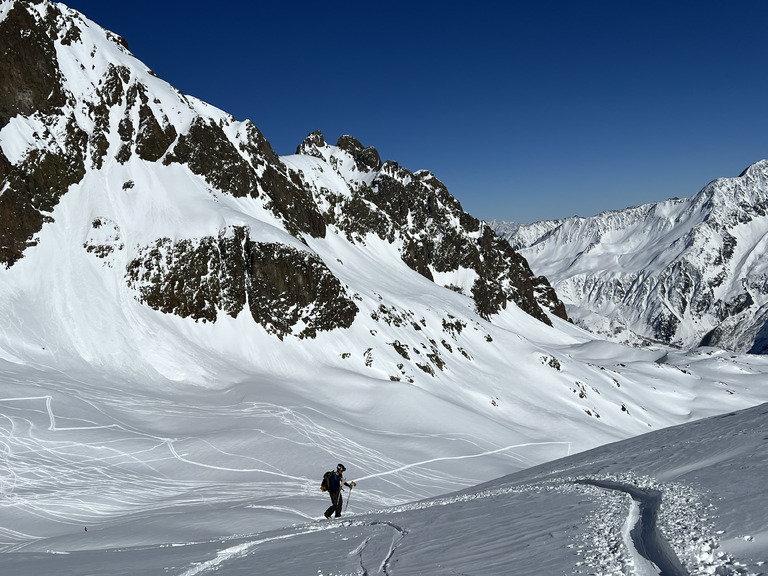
[2,1,768,573]
[494,161,768,353]
[0,0,565,330]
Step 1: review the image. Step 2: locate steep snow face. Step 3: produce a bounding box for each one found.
[495,160,768,353]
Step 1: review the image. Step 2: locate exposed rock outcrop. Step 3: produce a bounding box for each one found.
[291,133,568,324]
[125,227,358,338]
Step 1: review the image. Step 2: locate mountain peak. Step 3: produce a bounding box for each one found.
[335,134,382,172]
[738,158,768,178]
[295,129,327,156]
[295,131,382,175]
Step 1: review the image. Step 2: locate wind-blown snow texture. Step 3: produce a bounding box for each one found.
[493,161,768,354]
[1,1,768,574]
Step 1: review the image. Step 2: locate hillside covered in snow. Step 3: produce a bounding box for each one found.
[1,1,768,574]
[3,393,767,575]
[494,161,768,354]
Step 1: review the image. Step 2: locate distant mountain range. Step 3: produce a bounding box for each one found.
[492,160,768,353]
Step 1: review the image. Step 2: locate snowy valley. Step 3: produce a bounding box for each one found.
[1,1,768,575]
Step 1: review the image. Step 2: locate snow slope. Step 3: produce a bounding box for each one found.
[2,398,766,575]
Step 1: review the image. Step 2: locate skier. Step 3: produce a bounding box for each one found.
[324,463,356,518]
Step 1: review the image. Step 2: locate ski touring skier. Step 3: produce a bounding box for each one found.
[322,463,356,518]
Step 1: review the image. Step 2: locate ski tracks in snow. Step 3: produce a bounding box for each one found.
[351,521,407,576]
[572,474,752,576]
[576,479,690,576]
[0,387,572,554]
[169,472,753,576]
[172,519,407,576]
[175,526,332,576]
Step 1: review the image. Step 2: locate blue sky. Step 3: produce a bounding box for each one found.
[63,0,768,223]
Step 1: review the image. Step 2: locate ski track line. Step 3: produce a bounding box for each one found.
[354,441,572,481]
[370,521,407,576]
[0,395,118,432]
[175,527,325,576]
[176,518,408,576]
[347,520,407,576]
[349,535,374,576]
[577,479,691,576]
[164,441,307,480]
[621,497,661,576]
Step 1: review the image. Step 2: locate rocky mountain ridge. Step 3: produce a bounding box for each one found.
[0,0,565,344]
[493,161,768,353]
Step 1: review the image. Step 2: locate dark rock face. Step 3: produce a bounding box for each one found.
[0,1,86,267]
[165,120,326,239]
[0,128,86,267]
[125,228,248,323]
[247,242,358,339]
[336,135,382,172]
[135,104,177,162]
[125,227,357,338]
[0,1,67,127]
[295,129,327,157]
[164,117,259,198]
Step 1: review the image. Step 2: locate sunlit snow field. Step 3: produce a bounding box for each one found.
[1,360,766,575]
[2,328,768,575]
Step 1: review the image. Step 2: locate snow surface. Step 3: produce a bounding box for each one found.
[2,1,768,573]
[1,388,766,575]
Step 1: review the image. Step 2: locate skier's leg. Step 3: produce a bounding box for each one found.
[325,491,338,518]
[334,491,343,517]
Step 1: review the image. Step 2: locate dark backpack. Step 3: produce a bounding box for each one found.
[320,471,333,492]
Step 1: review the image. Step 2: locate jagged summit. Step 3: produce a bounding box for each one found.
[297,131,382,174]
[296,129,327,155]
[494,159,768,353]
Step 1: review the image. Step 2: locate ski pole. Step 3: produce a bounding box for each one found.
[344,485,353,512]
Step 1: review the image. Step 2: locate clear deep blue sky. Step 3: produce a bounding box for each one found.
[62,0,768,224]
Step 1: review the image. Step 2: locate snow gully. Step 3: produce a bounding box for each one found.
[576,479,690,576]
